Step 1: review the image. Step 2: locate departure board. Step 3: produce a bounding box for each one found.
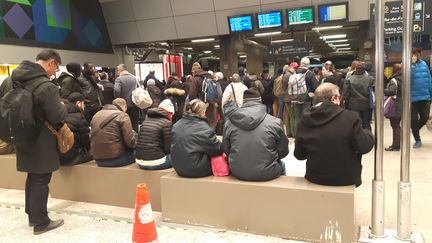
[319,3,348,23]
[257,11,282,29]
[229,15,254,32]
[287,7,314,25]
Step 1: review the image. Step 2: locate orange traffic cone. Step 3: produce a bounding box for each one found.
[132,183,158,243]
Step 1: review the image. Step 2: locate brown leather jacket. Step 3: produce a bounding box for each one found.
[90,105,137,160]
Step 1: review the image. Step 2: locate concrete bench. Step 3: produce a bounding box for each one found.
[0,154,26,190]
[50,161,173,211]
[161,172,356,243]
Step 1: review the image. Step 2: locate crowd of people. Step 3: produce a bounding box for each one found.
[0,48,431,235]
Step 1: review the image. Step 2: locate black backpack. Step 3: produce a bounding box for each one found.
[0,80,48,145]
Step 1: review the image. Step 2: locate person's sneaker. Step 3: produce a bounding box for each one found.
[413,140,422,149]
[33,219,64,235]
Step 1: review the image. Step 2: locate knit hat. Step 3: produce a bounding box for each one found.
[243,88,262,103]
[147,78,156,86]
[159,99,175,114]
[66,62,81,77]
[67,92,85,103]
[300,57,310,68]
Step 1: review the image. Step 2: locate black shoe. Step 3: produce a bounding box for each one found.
[385,146,400,151]
[33,219,64,235]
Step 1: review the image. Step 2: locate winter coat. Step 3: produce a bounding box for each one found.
[60,102,92,164]
[90,105,137,160]
[114,71,138,108]
[58,72,82,99]
[260,78,274,105]
[282,71,294,102]
[171,114,222,178]
[294,102,374,187]
[343,72,374,111]
[384,74,403,119]
[411,60,432,102]
[297,68,319,102]
[147,85,162,108]
[79,75,102,105]
[221,82,248,107]
[240,74,252,88]
[0,61,67,173]
[164,87,186,124]
[100,79,115,105]
[188,70,209,100]
[322,74,343,90]
[223,101,288,181]
[136,108,172,160]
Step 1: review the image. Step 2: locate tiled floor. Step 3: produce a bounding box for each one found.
[0,120,431,242]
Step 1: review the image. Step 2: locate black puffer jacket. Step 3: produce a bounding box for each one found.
[171,114,222,177]
[79,75,102,105]
[60,102,91,164]
[294,102,374,187]
[136,108,172,160]
[58,72,82,99]
[223,101,289,181]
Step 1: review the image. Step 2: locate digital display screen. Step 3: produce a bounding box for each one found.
[257,11,282,29]
[287,7,314,25]
[229,15,253,32]
[319,3,348,23]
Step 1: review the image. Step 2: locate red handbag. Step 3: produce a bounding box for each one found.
[211,153,230,176]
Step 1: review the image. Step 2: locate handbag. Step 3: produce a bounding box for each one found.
[132,79,152,109]
[211,153,230,176]
[45,122,74,154]
[222,84,239,116]
[384,79,398,118]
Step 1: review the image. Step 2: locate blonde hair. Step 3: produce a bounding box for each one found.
[185,99,207,116]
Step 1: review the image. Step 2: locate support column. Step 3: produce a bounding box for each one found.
[220,35,240,78]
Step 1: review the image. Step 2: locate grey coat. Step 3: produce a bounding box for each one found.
[0,61,67,173]
[114,71,138,107]
[343,72,374,111]
[223,101,289,181]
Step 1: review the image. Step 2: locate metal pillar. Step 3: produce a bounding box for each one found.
[371,0,386,238]
[397,0,413,240]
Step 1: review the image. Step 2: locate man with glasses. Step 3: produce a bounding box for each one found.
[294,83,374,187]
[0,49,67,234]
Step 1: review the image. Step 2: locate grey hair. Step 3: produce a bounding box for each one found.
[314,83,340,103]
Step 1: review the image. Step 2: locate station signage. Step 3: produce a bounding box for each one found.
[370,0,431,37]
[268,41,311,58]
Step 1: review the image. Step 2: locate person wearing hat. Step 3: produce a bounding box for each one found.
[146,78,162,108]
[58,62,82,99]
[322,60,333,78]
[136,99,175,170]
[60,92,93,165]
[223,88,289,181]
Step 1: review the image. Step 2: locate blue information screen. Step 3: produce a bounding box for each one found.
[229,15,253,32]
[319,4,347,22]
[257,11,282,29]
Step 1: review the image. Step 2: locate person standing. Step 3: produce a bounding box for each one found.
[0,49,67,234]
[99,72,115,105]
[114,64,140,132]
[282,63,297,137]
[384,64,403,151]
[58,62,82,99]
[80,62,102,122]
[410,49,432,148]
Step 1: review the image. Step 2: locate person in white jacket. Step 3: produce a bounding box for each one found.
[221,73,248,108]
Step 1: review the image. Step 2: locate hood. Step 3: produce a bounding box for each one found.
[11,61,48,84]
[65,101,81,114]
[147,108,170,120]
[58,71,74,81]
[164,88,185,96]
[301,102,344,128]
[228,101,267,130]
[147,85,161,95]
[194,70,211,78]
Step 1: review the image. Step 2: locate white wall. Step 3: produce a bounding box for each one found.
[101,0,371,45]
[0,44,118,67]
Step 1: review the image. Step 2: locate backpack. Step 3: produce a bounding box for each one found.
[202,78,221,103]
[287,72,308,103]
[132,78,153,109]
[273,75,285,97]
[0,80,49,145]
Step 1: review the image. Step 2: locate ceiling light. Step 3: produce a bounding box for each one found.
[254,31,282,37]
[312,26,343,31]
[159,42,168,46]
[248,40,259,45]
[271,39,294,43]
[239,55,247,58]
[337,47,351,51]
[203,50,212,54]
[214,45,220,48]
[332,44,350,47]
[184,47,193,50]
[191,38,215,43]
[321,34,347,40]
[325,39,348,43]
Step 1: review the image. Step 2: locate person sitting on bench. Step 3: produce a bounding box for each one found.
[90,98,137,167]
[136,99,174,170]
[223,88,289,181]
[60,93,93,165]
[171,99,223,177]
[294,83,374,187]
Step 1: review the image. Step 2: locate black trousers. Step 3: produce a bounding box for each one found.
[25,173,52,226]
[411,100,431,141]
[127,106,140,133]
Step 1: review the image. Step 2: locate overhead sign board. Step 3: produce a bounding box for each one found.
[228,15,254,33]
[257,11,282,29]
[269,41,311,58]
[287,6,315,26]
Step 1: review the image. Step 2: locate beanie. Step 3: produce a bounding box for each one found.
[147,78,156,86]
[243,88,262,103]
[159,99,175,114]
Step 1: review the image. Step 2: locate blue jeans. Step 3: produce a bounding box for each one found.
[96,150,135,167]
[277,98,284,119]
[138,154,173,170]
